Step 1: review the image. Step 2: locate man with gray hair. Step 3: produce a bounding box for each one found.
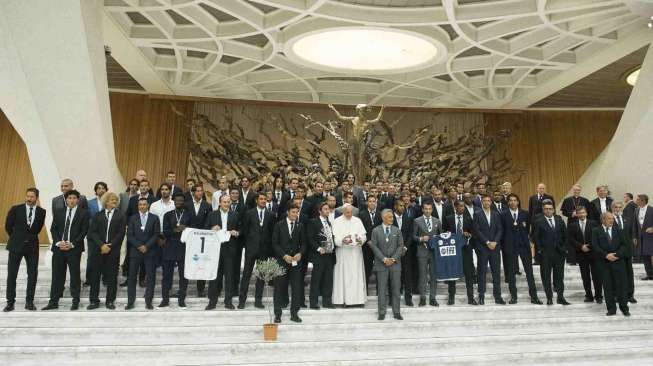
[369,209,404,320]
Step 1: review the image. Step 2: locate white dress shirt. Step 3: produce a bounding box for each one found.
[638,207,647,226]
[58,205,78,246]
[150,198,175,228]
[599,197,607,213]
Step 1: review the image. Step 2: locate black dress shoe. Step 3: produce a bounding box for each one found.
[531,297,543,305]
[87,302,100,310]
[158,300,170,308]
[310,305,320,310]
[225,303,235,310]
[205,303,216,310]
[606,310,616,316]
[290,314,302,323]
[622,310,631,317]
[495,298,506,305]
[237,303,246,309]
[299,303,307,309]
[393,313,403,320]
[468,298,478,305]
[41,303,59,310]
[509,297,518,305]
[119,280,128,288]
[178,300,187,308]
[25,302,36,311]
[595,297,603,304]
[125,303,135,310]
[546,298,553,305]
[447,296,455,306]
[628,297,637,304]
[378,313,385,320]
[418,298,426,307]
[584,295,594,303]
[478,297,485,305]
[3,303,15,312]
[557,298,570,305]
[515,271,522,275]
[641,276,653,281]
[105,302,115,310]
[70,302,79,311]
[145,302,154,310]
[405,299,414,307]
[274,315,282,323]
[429,299,439,307]
[254,302,265,309]
[323,303,336,309]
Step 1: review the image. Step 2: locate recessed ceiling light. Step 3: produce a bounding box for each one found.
[626,67,640,86]
[284,27,446,74]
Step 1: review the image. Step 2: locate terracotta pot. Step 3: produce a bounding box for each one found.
[263,323,278,341]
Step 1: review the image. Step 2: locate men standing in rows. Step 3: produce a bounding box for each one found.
[272,204,305,323]
[532,200,569,306]
[412,202,441,307]
[473,196,505,305]
[590,185,613,221]
[211,176,230,210]
[206,195,240,310]
[3,188,46,312]
[633,194,653,280]
[443,200,477,305]
[567,206,601,303]
[612,201,636,303]
[52,178,87,211]
[307,202,336,309]
[359,194,381,288]
[42,190,89,311]
[370,209,404,320]
[87,192,126,310]
[239,193,275,309]
[87,182,108,220]
[500,194,541,305]
[156,171,182,199]
[125,197,160,310]
[561,185,592,265]
[160,193,192,308]
[186,185,212,297]
[592,212,630,316]
[392,200,414,306]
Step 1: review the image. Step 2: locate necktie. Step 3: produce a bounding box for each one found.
[606,227,611,240]
[616,216,622,229]
[513,212,517,221]
[370,211,375,222]
[548,217,554,229]
[426,218,432,232]
[231,204,236,212]
[27,207,33,227]
[290,191,295,200]
[63,208,72,241]
[456,215,462,235]
[141,214,147,228]
[498,203,502,211]
[267,203,271,211]
[105,210,112,242]
[581,220,585,234]
[259,209,264,223]
[385,226,390,236]
[290,221,295,237]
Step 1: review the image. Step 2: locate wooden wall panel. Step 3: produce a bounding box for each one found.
[0,110,48,243]
[110,92,194,190]
[484,110,622,208]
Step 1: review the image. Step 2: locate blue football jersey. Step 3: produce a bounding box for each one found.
[428,232,466,281]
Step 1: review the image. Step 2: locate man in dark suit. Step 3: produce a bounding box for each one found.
[156,170,183,199]
[500,194,541,305]
[239,176,256,210]
[227,188,247,294]
[185,185,213,297]
[272,204,306,323]
[238,193,275,309]
[443,200,477,305]
[3,188,46,312]
[121,179,156,285]
[392,200,414,306]
[159,193,192,308]
[359,195,381,289]
[125,197,161,310]
[561,184,592,265]
[307,202,336,309]
[528,183,555,223]
[590,185,613,222]
[472,182,487,208]
[473,195,505,305]
[623,193,637,223]
[42,190,89,311]
[633,194,653,280]
[87,192,126,310]
[532,199,569,306]
[51,178,88,211]
[205,194,241,310]
[491,190,507,214]
[567,205,602,303]
[264,189,281,220]
[370,209,404,320]
[592,212,630,316]
[307,181,326,212]
[612,201,636,303]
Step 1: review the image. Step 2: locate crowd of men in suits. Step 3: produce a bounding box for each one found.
[4,169,652,320]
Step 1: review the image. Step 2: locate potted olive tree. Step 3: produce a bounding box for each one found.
[253,258,286,341]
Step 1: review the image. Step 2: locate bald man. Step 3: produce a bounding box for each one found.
[52,179,88,211]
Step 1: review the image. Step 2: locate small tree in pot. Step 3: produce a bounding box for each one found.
[253,258,286,341]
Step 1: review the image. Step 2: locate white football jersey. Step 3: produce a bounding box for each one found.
[181,228,221,280]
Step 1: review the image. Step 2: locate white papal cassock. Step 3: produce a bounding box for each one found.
[332,213,368,306]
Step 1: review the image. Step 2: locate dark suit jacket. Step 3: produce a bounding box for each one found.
[272,219,306,267]
[127,213,161,258]
[52,194,87,211]
[50,207,89,255]
[377,193,395,211]
[162,209,192,261]
[590,197,613,221]
[500,209,530,254]
[204,209,241,254]
[156,185,182,200]
[359,209,382,243]
[473,210,503,251]
[528,193,555,222]
[561,196,592,224]
[392,212,413,246]
[87,209,126,258]
[623,201,637,224]
[531,214,567,257]
[239,189,256,210]
[491,201,507,214]
[126,194,157,220]
[185,199,212,229]
[591,225,627,262]
[241,207,275,257]
[306,217,335,263]
[567,219,598,253]
[5,204,46,254]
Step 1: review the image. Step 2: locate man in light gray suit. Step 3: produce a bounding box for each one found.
[412,202,441,307]
[370,209,404,320]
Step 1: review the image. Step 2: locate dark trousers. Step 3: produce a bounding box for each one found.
[577,252,602,299]
[400,245,416,299]
[566,240,577,264]
[600,260,628,313]
[196,280,206,294]
[128,255,156,304]
[89,253,119,303]
[501,245,520,281]
[162,259,187,301]
[477,247,502,299]
[362,244,374,289]
[232,241,244,292]
[643,255,653,277]
[448,244,475,300]
[239,248,267,305]
[625,256,634,298]
[122,255,146,282]
[49,251,81,304]
[507,245,538,299]
[5,249,39,303]
[309,255,335,306]
[540,251,565,300]
[208,244,234,305]
[274,263,302,316]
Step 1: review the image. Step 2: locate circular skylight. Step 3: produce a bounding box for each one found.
[285,27,445,74]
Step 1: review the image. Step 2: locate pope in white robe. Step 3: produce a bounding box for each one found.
[332,205,368,306]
